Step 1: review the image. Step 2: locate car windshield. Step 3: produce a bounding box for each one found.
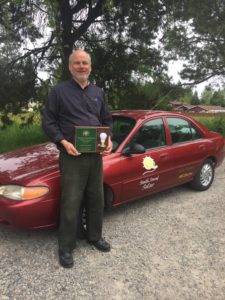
[112,115,136,151]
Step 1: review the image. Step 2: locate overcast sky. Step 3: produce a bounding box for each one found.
[168,60,225,97]
[168,61,206,96]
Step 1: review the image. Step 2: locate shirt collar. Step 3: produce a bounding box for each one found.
[71,79,90,90]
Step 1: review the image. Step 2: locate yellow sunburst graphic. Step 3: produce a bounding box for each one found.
[142,156,158,172]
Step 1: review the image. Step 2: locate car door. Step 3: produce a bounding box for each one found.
[165,117,208,184]
[119,118,174,203]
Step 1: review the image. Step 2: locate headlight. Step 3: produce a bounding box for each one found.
[0,185,49,201]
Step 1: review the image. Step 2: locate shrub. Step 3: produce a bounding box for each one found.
[0,124,48,153]
[193,115,225,137]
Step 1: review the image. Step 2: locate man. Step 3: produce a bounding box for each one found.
[42,49,113,268]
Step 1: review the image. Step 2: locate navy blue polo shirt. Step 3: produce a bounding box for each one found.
[42,79,112,150]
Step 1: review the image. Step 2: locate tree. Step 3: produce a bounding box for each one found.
[0,1,38,118]
[0,1,167,80]
[111,80,183,110]
[210,90,225,107]
[191,91,200,105]
[0,0,174,116]
[178,87,193,104]
[1,0,225,117]
[200,86,214,105]
[0,57,36,113]
[163,0,225,85]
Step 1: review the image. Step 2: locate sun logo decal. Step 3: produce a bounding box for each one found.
[142,156,158,175]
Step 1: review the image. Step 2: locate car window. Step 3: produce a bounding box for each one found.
[167,117,202,144]
[131,118,166,149]
[112,116,136,151]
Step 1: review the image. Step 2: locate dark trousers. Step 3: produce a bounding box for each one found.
[58,151,104,252]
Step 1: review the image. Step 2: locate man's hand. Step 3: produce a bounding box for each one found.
[60,139,81,156]
[101,136,113,156]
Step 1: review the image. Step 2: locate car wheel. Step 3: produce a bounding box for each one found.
[190,159,214,191]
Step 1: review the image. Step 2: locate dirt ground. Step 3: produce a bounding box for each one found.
[0,161,225,300]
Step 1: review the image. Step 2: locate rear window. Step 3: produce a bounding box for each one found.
[167,117,202,144]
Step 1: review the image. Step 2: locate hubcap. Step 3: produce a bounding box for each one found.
[200,163,213,187]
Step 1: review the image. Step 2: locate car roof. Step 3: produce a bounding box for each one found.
[112,110,183,121]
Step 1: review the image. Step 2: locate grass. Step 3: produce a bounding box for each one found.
[0,124,48,153]
[190,114,225,137]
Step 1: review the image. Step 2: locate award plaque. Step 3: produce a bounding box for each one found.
[74,126,110,153]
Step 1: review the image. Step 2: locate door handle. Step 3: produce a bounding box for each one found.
[159,153,169,160]
[199,144,206,150]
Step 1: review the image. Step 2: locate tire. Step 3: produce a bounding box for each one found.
[190,159,214,191]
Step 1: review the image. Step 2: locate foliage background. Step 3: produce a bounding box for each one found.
[0,0,225,152]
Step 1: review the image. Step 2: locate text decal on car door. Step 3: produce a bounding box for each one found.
[139,175,160,191]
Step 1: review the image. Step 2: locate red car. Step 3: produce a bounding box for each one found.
[0,110,224,229]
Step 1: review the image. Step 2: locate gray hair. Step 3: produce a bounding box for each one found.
[69,49,91,64]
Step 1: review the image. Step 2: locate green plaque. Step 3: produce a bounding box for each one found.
[74,126,110,153]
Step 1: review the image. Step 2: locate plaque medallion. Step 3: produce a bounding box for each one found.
[74,126,110,153]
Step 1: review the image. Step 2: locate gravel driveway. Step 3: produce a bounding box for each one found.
[0,161,225,300]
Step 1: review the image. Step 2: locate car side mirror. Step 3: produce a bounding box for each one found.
[122,143,146,156]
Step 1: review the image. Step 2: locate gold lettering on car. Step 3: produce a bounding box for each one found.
[178,172,193,179]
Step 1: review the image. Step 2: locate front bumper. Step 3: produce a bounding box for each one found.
[0,196,59,229]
